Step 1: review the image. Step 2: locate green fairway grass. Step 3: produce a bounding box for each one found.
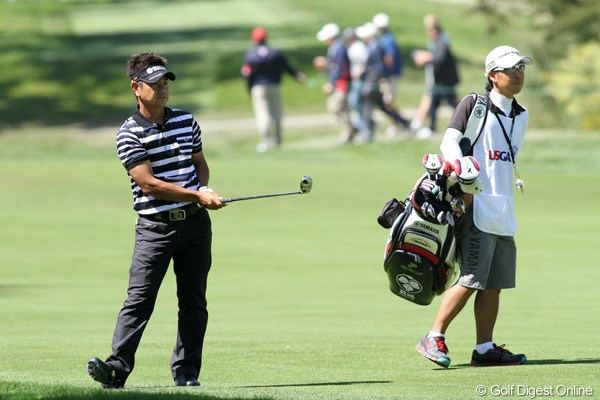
[1,125,598,400]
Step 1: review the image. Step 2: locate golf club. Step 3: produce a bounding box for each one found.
[219,176,312,203]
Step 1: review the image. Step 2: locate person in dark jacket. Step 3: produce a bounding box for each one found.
[413,22,460,136]
[242,27,306,152]
[356,23,410,142]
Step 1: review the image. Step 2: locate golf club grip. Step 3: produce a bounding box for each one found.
[220,191,301,203]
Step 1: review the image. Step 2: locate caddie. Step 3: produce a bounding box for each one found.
[415,45,532,367]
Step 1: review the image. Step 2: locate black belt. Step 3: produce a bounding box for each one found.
[141,204,201,222]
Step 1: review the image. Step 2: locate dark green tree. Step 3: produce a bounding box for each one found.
[527,0,600,65]
[472,0,600,129]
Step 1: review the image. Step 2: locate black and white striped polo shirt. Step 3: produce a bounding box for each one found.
[116,107,203,214]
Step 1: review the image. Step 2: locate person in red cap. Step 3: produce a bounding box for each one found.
[241,27,306,152]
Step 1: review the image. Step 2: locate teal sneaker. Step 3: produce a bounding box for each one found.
[470,344,526,367]
[416,335,451,368]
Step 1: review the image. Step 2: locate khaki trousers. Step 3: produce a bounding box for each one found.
[251,84,282,149]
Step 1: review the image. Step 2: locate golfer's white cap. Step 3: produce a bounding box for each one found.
[316,23,340,42]
[356,22,377,40]
[484,45,533,76]
[373,13,390,28]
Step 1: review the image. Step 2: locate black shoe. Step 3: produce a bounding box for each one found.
[175,374,200,387]
[87,357,123,389]
[470,344,527,367]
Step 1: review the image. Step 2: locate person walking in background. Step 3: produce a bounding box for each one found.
[315,23,357,144]
[410,14,448,135]
[343,26,369,135]
[415,45,532,368]
[356,22,410,142]
[372,13,404,111]
[412,20,459,138]
[87,52,227,389]
[242,27,306,153]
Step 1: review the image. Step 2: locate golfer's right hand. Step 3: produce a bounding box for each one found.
[198,188,226,210]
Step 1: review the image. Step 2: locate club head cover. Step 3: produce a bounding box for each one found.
[422,154,445,176]
[452,156,481,185]
[459,176,483,194]
[418,178,437,195]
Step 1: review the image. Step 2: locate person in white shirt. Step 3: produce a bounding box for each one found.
[344,27,369,134]
[415,46,532,368]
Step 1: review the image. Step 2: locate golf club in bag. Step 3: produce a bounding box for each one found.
[377,153,482,305]
[220,176,312,203]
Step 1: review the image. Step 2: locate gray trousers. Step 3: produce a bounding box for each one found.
[457,206,516,290]
[106,208,212,384]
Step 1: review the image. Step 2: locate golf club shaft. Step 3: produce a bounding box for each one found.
[220,191,302,203]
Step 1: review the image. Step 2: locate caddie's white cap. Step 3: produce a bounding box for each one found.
[373,13,390,28]
[484,45,533,76]
[356,22,377,40]
[316,23,341,42]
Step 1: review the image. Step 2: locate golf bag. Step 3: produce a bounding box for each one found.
[378,154,482,305]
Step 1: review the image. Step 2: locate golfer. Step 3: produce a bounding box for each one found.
[415,46,532,367]
[87,52,226,388]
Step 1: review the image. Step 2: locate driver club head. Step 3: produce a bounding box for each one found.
[219,175,313,204]
[300,176,313,194]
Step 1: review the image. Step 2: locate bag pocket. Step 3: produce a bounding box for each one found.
[377,198,405,229]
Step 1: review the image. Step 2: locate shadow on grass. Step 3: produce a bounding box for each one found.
[451,358,600,368]
[237,380,392,388]
[524,358,600,366]
[0,381,274,400]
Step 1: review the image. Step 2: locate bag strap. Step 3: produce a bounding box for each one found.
[433,224,456,295]
[463,93,489,148]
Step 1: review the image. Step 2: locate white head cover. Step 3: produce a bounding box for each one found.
[452,156,481,184]
[452,156,482,194]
